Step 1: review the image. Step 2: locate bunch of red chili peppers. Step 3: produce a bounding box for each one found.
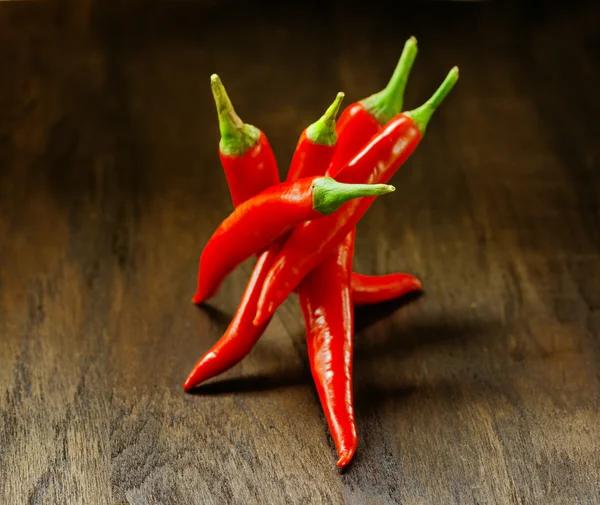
[185,37,459,469]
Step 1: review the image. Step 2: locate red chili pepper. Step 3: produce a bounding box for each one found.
[191,75,279,306]
[254,67,459,326]
[185,94,346,390]
[210,74,280,208]
[351,272,422,306]
[295,44,419,467]
[298,232,357,468]
[192,176,394,304]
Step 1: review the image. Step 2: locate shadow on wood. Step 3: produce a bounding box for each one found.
[354,291,424,332]
[186,371,307,395]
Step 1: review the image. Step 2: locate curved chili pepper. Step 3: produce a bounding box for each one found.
[351,272,422,306]
[254,67,459,326]
[299,232,357,468]
[328,36,418,178]
[185,94,346,390]
[185,244,282,389]
[210,74,280,208]
[296,44,418,467]
[192,176,395,304]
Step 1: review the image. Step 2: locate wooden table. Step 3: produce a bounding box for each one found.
[1,1,598,503]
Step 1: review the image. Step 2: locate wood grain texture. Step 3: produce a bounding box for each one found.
[1,1,599,504]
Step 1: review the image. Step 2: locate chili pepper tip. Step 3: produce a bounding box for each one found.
[337,448,357,468]
[210,73,260,156]
[305,92,346,146]
[183,376,195,391]
[312,177,395,215]
[412,276,423,291]
[361,35,418,124]
[404,66,459,133]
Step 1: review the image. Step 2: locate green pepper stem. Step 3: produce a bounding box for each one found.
[361,36,418,125]
[210,74,260,156]
[404,66,459,133]
[312,177,395,215]
[305,92,345,146]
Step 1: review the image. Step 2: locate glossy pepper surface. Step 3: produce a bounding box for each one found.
[254,67,459,326]
[185,94,346,390]
[351,272,422,306]
[299,231,357,468]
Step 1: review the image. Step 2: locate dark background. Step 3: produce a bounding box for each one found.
[1,1,599,504]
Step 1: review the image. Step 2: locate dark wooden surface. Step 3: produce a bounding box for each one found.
[1,1,599,503]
